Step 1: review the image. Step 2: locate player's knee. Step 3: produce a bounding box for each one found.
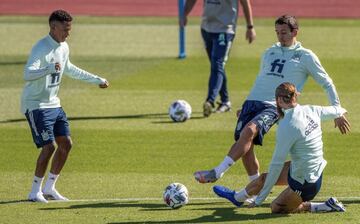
[42,143,56,154]
[38,143,56,164]
[59,137,72,152]
[64,138,72,151]
[241,124,258,140]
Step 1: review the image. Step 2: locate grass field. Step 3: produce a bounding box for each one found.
[0,16,360,223]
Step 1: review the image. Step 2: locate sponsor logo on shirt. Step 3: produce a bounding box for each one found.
[304,115,319,136]
[266,59,286,78]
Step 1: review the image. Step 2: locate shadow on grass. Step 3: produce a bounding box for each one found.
[39,201,222,211]
[0,61,26,65]
[39,201,287,223]
[0,112,204,123]
[0,199,31,204]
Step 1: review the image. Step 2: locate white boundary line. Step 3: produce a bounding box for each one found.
[50,196,360,203]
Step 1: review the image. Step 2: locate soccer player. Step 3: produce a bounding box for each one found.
[213,82,349,213]
[182,0,256,117]
[194,15,350,201]
[22,10,109,203]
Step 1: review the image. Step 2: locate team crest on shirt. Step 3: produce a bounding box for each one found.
[41,130,50,141]
[291,52,302,62]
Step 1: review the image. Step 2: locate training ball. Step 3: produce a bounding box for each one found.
[168,100,192,122]
[163,183,189,209]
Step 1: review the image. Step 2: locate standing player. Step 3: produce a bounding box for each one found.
[213,82,349,213]
[194,15,350,201]
[22,10,109,203]
[182,0,256,117]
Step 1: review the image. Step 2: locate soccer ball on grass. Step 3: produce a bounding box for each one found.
[163,183,189,209]
[168,100,192,122]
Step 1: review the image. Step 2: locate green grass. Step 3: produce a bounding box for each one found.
[0,16,360,223]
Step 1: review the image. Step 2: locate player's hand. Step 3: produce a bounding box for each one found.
[246,28,256,44]
[247,202,257,208]
[99,80,109,88]
[55,62,61,72]
[334,115,350,134]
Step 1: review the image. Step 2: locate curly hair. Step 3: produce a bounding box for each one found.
[49,10,73,24]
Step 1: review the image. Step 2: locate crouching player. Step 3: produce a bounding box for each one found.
[213,82,350,213]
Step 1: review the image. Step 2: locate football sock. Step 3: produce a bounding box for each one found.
[31,176,44,194]
[214,156,235,179]
[310,202,333,212]
[234,188,250,202]
[248,173,260,182]
[43,172,59,192]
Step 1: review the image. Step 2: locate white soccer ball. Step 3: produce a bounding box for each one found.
[169,100,192,122]
[163,183,189,209]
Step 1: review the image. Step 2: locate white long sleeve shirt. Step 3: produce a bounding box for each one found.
[247,42,340,106]
[21,34,106,113]
[255,104,347,205]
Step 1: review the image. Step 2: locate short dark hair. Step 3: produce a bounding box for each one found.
[275,15,298,32]
[49,10,73,24]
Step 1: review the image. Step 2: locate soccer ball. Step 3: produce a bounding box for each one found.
[163,183,189,209]
[168,100,192,122]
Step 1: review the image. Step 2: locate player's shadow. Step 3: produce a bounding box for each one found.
[40,201,166,211]
[40,201,286,223]
[107,203,286,224]
[0,112,204,124]
[0,199,30,205]
[0,60,25,65]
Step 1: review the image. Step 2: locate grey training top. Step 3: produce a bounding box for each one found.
[201,0,239,34]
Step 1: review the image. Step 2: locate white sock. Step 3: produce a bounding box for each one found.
[310,202,333,212]
[248,173,260,182]
[234,188,250,202]
[31,176,44,194]
[43,172,59,192]
[214,156,235,179]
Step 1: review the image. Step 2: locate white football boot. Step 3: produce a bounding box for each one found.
[42,188,69,201]
[28,192,48,203]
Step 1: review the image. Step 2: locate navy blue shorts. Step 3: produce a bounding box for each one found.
[288,172,323,202]
[25,108,70,148]
[234,100,279,145]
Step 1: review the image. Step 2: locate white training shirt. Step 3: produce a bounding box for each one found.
[255,104,347,205]
[247,42,340,106]
[201,0,239,34]
[21,34,106,113]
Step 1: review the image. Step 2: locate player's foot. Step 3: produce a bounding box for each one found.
[203,101,214,117]
[325,197,346,212]
[28,192,48,203]
[245,195,257,204]
[194,169,218,183]
[213,185,244,207]
[216,101,231,113]
[42,189,69,201]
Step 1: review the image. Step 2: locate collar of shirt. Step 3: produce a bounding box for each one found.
[274,41,302,51]
[47,34,61,48]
